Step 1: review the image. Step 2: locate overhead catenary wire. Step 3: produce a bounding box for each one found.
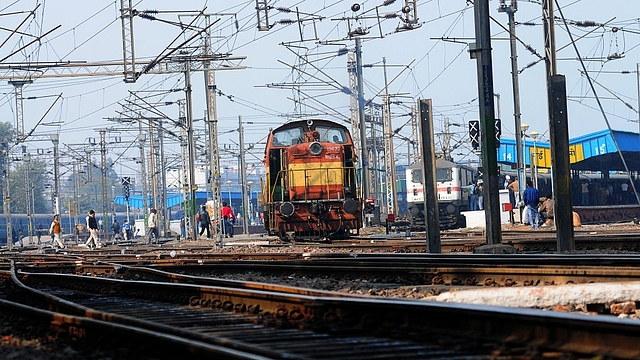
[554,0,640,206]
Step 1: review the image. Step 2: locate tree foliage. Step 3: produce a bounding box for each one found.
[8,157,50,214]
[61,157,121,220]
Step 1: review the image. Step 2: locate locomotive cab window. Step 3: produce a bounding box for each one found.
[272,127,303,146]
[436,169,452,182]
[411,169,423,184]
[316,126,346,144]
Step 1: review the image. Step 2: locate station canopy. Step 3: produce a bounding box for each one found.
[497,129,640,173]
[113,191,256,209]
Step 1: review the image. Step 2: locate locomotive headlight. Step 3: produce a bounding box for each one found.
[446,204,456,214]
[309,141,323,156]
[279,202,295,217]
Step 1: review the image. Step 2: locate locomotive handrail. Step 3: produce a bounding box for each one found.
[271,166,357,202]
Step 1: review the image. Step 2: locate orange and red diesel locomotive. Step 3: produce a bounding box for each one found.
[262,119,362,241]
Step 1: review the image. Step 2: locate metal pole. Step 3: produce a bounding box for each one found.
[138,123,148,228]
[204,14,223,245]
[148,122,158,211]
[239,116,249,235]
[499,2,526,203]
[369,107,378,207]
[73,161,79,237]
[418,99,441,252]
[543,0,574,252]
[100,130,108,235]
[4,149,11,250]
[185,62,198,241]
[24,151,32,246]
[473,0,502,244]
[355,38,370,202]
[532,137,538,189]
[382,58,398,218]
[159,127,168,236]
[51,134,60,214]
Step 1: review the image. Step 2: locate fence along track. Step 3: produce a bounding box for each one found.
[9,265,640,359]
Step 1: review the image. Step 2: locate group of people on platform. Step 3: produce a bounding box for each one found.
[467,181,485,211]
[578,178,638,206]
[448,175,560,230]
[504,175,556,229]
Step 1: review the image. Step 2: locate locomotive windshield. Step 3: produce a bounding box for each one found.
[272,126,303,146]
[411,168,452,183]
[316,126,347,143]
[411,169,422,184]
[436,169,452,182]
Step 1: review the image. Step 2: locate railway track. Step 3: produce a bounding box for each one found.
[3,262,640,358]
[3,227,640,256]
[9,253,640,289]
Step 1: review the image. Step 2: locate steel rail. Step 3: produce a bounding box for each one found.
[12,267,640,358]
[2,268,268,359]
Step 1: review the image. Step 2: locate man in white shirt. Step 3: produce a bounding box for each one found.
[147,208,158,244]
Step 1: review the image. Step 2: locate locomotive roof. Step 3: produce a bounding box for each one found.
[270,119,348,133]
[407,159,476,170]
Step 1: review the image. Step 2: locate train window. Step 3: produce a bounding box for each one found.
[272,127,304,146]
[436,169,452,182]
[411,169,423,184]
[316,126,346,143]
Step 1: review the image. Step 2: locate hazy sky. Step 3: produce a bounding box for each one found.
[1,0,639,174]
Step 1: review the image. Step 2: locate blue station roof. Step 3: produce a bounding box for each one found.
[114,191,258,209]
[497,129,640,172]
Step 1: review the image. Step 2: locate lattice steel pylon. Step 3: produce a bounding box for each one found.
[120,0,137,83]
[382,94,398,218]
[347,52,360,158]
[100,130,108,232]
[410,105,420,165]
[255,0,271,31]
[204,15,222,244]
[8,79,32,139]
[177,99,192,239]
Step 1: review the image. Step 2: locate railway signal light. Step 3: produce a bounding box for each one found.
[364,197,375,214]
[495,118,502,148]
[469,120,479,150]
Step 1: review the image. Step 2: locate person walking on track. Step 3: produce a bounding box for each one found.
[221,202,236,238]
[147,208,159,244]
[49,214,64,249]
[84,210,101,249]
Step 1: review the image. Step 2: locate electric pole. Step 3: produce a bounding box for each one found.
[239,116,249,235]
[542,0,574,252]
[382,58,398,219]
[204,14,223,246]
[100,130,108,233]
[51,134,60,215]
[355,38,370,202]
[137,122,148,229]
[498,0,526,211]
[472,0,502,245]
[185,62,198,241]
